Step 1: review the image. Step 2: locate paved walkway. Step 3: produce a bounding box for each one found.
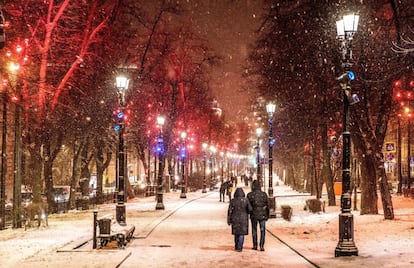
[121,189,314,268]
[5,182,410,267]
[5,185,316,268]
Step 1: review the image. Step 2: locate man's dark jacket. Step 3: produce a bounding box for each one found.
[247,180,269,221]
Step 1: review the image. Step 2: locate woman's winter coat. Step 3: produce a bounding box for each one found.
[227,188,252,235]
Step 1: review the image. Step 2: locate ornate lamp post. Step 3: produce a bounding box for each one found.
[266,102,276,218]
[180,131,187,198]
[202,143,208,193]
[256,127,263,186]
[334,13,359,257]
[115,75,129,225]
[155,115,166,210]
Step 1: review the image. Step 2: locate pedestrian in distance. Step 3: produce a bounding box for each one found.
[219,180,227,202]
[226,180,233,201]
[243,174,249,186]
[227,187,252,252]
[247,180,269,251]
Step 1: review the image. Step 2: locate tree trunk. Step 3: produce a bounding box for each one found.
[95,140,112,203]
[304,154,311,193]
[29,146,43,204]
[311,146,317,196]
[378,154,394,219]
[287,165,296,189]
[322,122,336,206]
[43,139,56,212]
[136,143,148,182]
[360,153,378,214]
[69,143,82,209]
[126,179,135,199]
[44,152,54,212]
[80,144,91,197]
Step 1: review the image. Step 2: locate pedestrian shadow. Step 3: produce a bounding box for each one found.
[200,245,234,251]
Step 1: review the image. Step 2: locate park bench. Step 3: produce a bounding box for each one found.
[304,198,326,213]
[93,212,135,249]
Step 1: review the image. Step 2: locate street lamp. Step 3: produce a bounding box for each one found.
[155,115,166,210]
[180,131,187,198]
[334,13,359,257]
[115,75,129,225]
[202,143,208,193]
[256,127,263,186]
[266,102,276,218]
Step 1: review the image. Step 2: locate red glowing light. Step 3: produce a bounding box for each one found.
[10,94,19,102]
[394,80,401,88]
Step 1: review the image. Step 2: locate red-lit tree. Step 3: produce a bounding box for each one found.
[3,1,119,210]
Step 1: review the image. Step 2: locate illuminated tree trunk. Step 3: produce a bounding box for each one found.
[95,140,112,203]
[38,0,71,119]
[322,122,336,206]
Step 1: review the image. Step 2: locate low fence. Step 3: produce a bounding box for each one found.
[2,206,12,228]
[53,191,117,214]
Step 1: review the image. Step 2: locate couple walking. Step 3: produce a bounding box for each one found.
[227,180,269,252]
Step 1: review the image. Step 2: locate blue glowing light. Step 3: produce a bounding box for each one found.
[347,71,355,81]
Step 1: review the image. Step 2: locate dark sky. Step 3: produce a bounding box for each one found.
[181,0,265,122]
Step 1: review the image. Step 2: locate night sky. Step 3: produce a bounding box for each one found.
[180,0,265,122]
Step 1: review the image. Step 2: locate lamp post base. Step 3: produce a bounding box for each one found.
[268,196,276,218]
[156,193,165,210]
[116,203,126,226]
[335,241,358,257]
[335,212,358,257]
[180,192,187,198]
[155,202,165,210]
[202,188,207,193]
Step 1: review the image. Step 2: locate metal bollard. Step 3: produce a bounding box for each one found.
[93,211,97,249]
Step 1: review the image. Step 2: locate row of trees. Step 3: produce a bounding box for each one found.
[248,0,414,219]
[0,0,249,227]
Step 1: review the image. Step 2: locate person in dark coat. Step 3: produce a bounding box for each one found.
[227,187,252,252]
[219,181,227,202]
[247,180,269,251]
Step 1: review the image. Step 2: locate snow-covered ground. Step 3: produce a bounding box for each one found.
[269,183,414,267]
[0,181,413,267]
